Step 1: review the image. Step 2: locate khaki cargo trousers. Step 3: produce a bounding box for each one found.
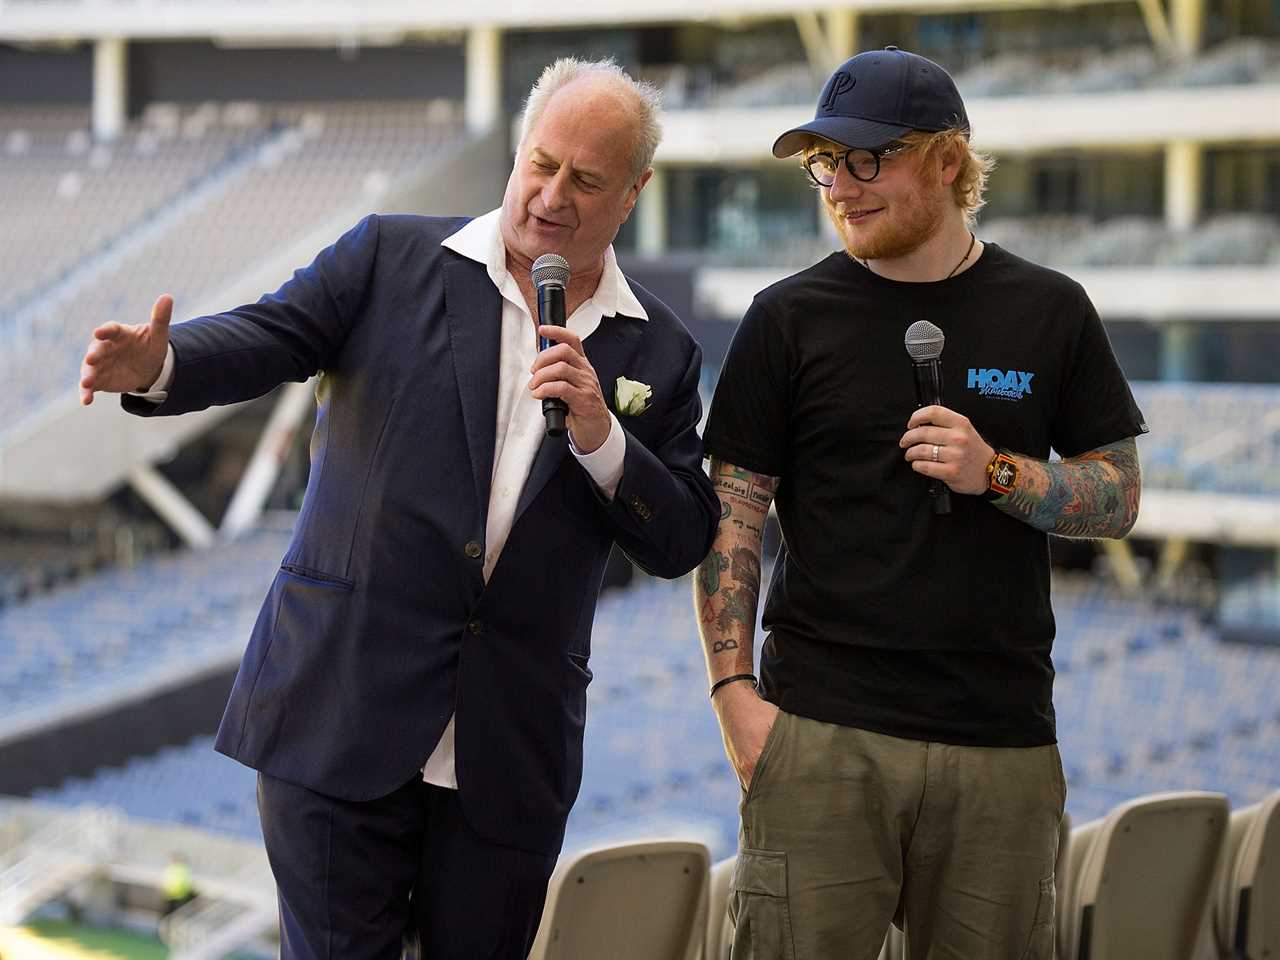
[728,710,1066,960]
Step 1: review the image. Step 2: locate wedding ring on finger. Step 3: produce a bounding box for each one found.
[931,444,941,462]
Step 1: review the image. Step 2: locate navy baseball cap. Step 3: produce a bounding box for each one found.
[773,46,969,158]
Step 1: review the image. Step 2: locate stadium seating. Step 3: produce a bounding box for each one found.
[0,514,293,730]
[1130,382,1280,497]
[1057,792,1229,960]
[1158,37,1280,89]
[705,854,734,960]
[0,540,101,608]
[528,840,709,960]
[692,212,1280,271]
[0,100,465,435]
[976,214,1280,270]
[1164,214,1280,267]
[30,736,261,840]
[0,103,264,320]
[11,558,1280,959]
[647,36,1280,110]
[0,513,167,608]
[22,563,1280,853]
[1211,789,1280,960]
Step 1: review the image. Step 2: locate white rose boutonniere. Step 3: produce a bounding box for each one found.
[615,376,652,417]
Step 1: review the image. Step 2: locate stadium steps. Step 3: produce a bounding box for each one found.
[0,108,483,505]
[0,805,120,925]
[163,896,278,960]
[0,796,275,955]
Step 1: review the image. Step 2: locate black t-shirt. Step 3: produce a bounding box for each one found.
[703,244,1148,747]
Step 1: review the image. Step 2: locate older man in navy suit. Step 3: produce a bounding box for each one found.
[78,58,718,959]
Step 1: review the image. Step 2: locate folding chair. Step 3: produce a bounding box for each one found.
[878,923,905,959]
[1213,790,1280,960]
[1056,810,1072,916]
[704,855,735,960]
[1057,792,1228,960]
[528,840,709,960]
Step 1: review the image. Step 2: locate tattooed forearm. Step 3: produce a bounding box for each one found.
[694,459,780,682]
[994,438,1141,539]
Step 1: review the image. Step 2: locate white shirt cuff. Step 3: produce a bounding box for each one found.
[570,412,625,501]
[127,345,175,403]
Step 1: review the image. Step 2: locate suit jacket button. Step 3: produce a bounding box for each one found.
[464,540,482,560]
[467,620,483,635]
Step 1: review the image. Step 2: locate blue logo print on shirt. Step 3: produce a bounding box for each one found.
[967,368,1034,401]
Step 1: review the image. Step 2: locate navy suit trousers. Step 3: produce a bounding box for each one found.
[258,773,557,959]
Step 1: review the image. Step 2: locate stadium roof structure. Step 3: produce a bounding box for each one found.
[0,0,1134,41]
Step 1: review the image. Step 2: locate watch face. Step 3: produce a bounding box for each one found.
[994,460,1016,489]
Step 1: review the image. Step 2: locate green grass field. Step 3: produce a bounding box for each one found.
[7,919,168,959]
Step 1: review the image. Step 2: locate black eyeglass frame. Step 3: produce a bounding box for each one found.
[802,142,913,187]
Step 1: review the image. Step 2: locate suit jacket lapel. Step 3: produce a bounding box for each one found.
[444,259,500,529]
[512,313,644,525]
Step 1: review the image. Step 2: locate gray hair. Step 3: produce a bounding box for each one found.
[518,57,663,182]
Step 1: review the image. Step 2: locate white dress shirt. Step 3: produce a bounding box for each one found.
[134,209,649,790]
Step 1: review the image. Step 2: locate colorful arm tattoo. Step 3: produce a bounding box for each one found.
[693,459,780,677]
[994,437,1142,539]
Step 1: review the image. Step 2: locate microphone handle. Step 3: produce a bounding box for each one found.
[538,284,568,437]
[912,360,952,515]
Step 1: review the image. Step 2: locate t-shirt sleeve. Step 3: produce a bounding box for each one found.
[1051,284,1149,459]
[702,298,790,477]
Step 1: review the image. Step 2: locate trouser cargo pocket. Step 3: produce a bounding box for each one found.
[729,848,796,960]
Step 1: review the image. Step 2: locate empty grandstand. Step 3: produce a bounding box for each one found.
[1,98,465,435]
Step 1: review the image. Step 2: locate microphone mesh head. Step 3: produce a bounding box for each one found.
[904,320,945,361]
[531,253,570,289]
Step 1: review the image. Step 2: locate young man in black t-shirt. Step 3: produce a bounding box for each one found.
[695,48,1146,960]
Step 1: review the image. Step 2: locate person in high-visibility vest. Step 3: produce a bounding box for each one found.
[161,852,195,916]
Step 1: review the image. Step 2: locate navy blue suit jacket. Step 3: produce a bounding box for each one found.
[124,214,718,855]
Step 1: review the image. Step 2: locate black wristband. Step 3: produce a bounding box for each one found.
[709,673,758,700]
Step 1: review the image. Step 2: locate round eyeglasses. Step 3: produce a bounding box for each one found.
[803,143,911,187]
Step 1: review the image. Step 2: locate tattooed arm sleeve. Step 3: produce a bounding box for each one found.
[692,458,781,686]
[993,437,1142,539]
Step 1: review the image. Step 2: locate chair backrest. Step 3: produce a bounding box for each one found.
[1215,790,1280,960]
[1055,810,1072,913]
[528,840,710,960]
[705,855,735,960]
[1058,792,1229,960]
[877,923,905,959]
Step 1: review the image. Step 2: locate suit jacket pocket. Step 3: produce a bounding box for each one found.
[279,562,355,591]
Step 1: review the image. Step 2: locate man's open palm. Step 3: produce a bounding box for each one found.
[79,294,173,405]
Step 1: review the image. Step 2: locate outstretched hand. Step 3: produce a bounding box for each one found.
[79,294,173,405]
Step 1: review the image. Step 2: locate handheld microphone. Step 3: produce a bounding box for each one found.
[904,320,951,516]
[532,253,571,437]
